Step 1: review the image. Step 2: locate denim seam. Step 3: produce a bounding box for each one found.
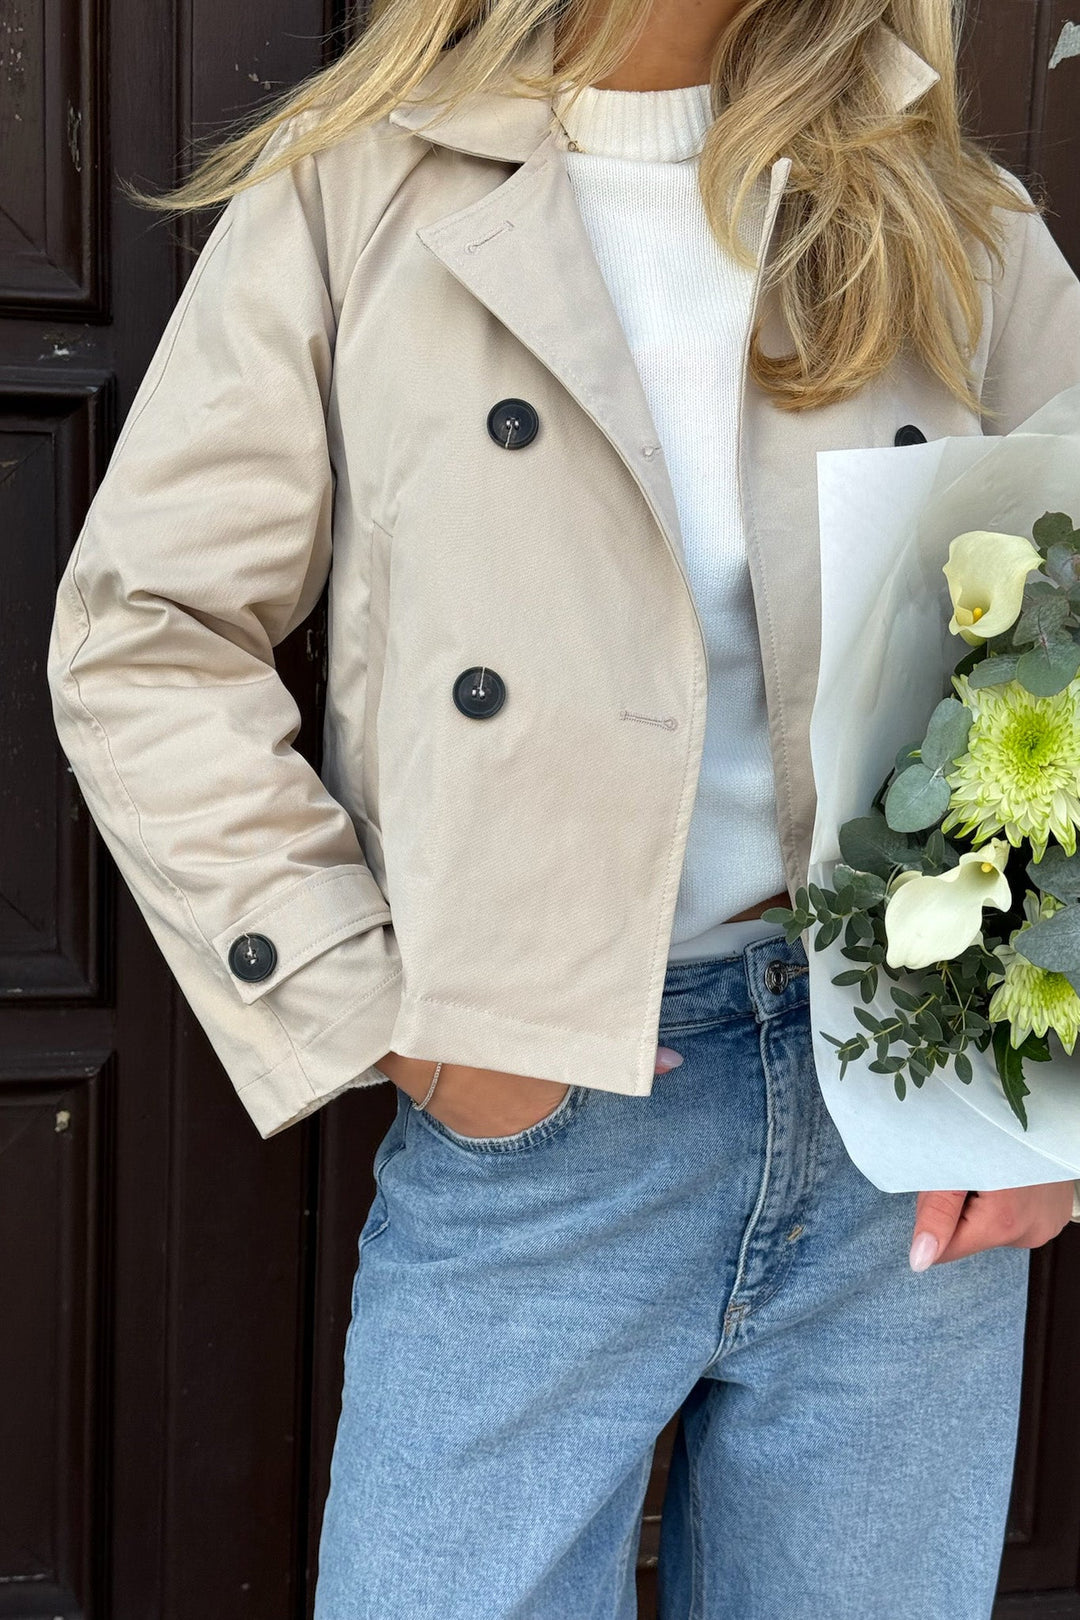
[687,1396,717,1620]
[717,1019,814,1328]
[705,1019,779,1367]
[358,1138,408,1251]
[657,1012,751,1036]
[611,1454,652,1620]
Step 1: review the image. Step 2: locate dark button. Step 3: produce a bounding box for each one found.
[487,398,539,450]
[453,666,507,719]
[764,961,791,995]
[228,932,277,983]
[894,423,927,446]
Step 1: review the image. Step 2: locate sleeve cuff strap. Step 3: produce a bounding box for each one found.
[211,864,391,1005]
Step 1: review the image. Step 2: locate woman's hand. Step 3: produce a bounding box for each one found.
[909,1182,1075,1271]
[375,1045,684,1139]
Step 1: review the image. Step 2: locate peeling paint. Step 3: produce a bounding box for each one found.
[0,0,27,93]
[1049,18,1080,67]
[54,1109,71,1133]
[39,329,88,361]
[66,101,82,172]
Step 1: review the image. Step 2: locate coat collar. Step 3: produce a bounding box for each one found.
[388,17,941,162]
[393,16,941,640]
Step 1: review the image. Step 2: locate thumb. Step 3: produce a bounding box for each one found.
[910,1190,968,1272]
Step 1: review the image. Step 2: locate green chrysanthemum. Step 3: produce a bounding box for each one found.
[943,673,1080,861]
[989,895,1080,1053]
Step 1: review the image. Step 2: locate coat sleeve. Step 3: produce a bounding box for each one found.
[979,168,1080,435]
[47,119,402,1138]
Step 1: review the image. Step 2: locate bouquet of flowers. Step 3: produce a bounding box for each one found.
[767,511,1080,1129]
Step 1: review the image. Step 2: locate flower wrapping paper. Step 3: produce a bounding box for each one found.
[809,381,1080,1191]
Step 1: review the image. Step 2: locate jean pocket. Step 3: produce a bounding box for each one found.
[355,1119,407,1257]
[409,1080,589,1156]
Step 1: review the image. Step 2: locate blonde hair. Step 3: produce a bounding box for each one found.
[125,0,1038,414]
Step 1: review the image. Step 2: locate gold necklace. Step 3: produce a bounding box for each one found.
[549,96,709,162]
[550,102,584,152]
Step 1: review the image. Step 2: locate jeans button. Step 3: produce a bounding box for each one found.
[764,961,790,995]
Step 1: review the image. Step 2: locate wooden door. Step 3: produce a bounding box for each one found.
[2,3,1078,1617]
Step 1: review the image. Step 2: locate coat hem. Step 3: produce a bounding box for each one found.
[385,990,657,1099]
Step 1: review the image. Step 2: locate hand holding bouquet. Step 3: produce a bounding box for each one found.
[769,511,1080,1129]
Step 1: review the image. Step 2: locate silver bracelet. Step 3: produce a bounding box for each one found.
[412,1060,443,1112]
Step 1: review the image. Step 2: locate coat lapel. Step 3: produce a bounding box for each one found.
[413,126,691,568]
[392,19,940,575]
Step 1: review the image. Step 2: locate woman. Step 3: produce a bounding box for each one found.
[47,0,1080,1614]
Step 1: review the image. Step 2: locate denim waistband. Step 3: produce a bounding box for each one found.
[658,933,810,1030]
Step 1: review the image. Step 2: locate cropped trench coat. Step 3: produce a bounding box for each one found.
[47,18,1080,1155]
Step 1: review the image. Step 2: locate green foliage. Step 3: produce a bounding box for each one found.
[1028,847,1080,903]
[1014,903,1080,974]
[837,812,917,880]
[992,1025,1031,1129]
[1015,637,1080,697]
[880,699,971,834]
[804,510,1080,1128]
[969,511,1080,697]
[920,698,973,769]
[1032,511,1080,552]
[966,653,1020,689]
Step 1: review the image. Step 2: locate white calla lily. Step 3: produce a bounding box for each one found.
[883,839,1012,970]
[942,530,1041,644]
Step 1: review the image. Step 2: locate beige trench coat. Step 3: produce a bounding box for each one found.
[47,19,1080,1141]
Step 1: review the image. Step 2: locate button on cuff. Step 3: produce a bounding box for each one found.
[210,864,392,1005]
[229,932,277,982]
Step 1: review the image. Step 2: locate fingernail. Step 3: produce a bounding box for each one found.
[656,1047,684,1071]
[909,1231,939,1272]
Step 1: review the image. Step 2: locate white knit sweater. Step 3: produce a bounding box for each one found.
[552,80,787,962]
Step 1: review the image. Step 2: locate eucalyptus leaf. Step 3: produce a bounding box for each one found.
[1014,587,1071,648]
[1028,847,1080,903]
[965,654,1021,690]
[894,740,922,774]
[1014,904,1080,974]
[883,764,951,833]
[1044,544,1080,590]
[1032,512,1079,553]
[920,698,972,771]
[922,827,959,870]
[1015,635,1080,697]
[837,812,916,880]
[848,873,888,907]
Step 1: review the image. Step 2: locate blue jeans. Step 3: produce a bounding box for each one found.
[313,936,1030,1619]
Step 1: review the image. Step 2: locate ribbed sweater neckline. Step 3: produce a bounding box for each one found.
[551,80,715,163]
